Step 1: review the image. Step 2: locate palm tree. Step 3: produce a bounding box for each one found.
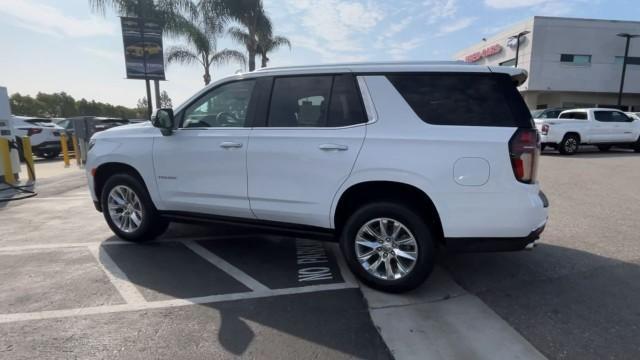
[204,0,271,71]
[257,32,291,68]
[165,15,246,85]
[89,0,196,32]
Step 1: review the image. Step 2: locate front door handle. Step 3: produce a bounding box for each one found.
[220,141,243,149]
[318,143,348,151]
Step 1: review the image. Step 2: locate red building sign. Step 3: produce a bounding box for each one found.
[464,44,503,63]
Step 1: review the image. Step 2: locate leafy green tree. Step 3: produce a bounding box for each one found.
[9,93,46,117]
[159,90,172,108]
[136,97,149,117]
[166,13,245,85]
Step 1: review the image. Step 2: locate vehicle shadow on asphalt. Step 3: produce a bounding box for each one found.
[542,147,638,158]
[440,244,640,360]
[97,223,391,359]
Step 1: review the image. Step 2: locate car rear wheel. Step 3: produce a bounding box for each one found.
[37,150,60,159]
[101,173,168,242]
[634,138,640,153]
[340,202,435,293]
[559,134,580,155]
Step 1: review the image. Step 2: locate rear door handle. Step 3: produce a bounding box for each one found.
[220,141,243,149]
[318,143,348,151]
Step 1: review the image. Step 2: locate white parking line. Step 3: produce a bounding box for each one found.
[29,196,90,201]
[183,240,270,292]
[87,245,147,304]
[0,235,259,253]
[0,282,357,324]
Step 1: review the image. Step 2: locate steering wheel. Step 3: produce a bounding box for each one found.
[216,112,239,126]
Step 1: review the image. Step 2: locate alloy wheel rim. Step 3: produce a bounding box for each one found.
[354,218,418,281]
[566,138,577,152]
[107,185,143,233]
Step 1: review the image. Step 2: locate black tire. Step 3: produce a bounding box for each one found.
[540,144,546,152]
[598,145,611,152]
[559,134,580,155]
[100,173,169,242]
[340,202,435,293]
[38,150,60,159]
[634,138,640,153]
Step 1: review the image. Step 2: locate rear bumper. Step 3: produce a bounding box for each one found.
[32,141,61,151]
[445,223,546,253]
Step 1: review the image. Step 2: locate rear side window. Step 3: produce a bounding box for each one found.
[268,75,366,127]
[559,111,587,120]
[594,111,631,123]
[386,73,532,127]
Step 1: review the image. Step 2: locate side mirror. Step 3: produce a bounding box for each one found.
[151,108,174,136]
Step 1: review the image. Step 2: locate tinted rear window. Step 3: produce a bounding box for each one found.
[386,73,532,127]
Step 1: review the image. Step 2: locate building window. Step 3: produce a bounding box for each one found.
[614,56,640,65]
[560,54,591,65]
[499,58,516,67]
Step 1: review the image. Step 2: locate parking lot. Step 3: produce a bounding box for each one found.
[1,146,639,359]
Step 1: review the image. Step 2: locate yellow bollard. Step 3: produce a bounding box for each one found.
[21,136,35,182]
[60,133,70,167]
[0,138,15,185]
[72,134,81,166]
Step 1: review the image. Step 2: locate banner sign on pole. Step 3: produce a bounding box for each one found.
[120,17,165,80]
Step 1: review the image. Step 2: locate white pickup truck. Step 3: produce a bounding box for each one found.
[536,108,640,154]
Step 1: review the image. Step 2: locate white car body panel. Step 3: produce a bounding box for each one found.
[87,62,547,241]
[247,125,365,228]
[153,128,253,218]
[10,116,63,149]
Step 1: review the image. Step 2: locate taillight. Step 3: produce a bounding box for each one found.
[541,124,549,135]
[27,128,42,136]
[509,128,539,184]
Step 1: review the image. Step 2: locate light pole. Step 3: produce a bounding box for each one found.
[616,33,639,108]
[508,30,530,68]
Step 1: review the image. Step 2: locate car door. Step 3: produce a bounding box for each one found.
[247,74,367,228]
[153,79,257,218]
[609,111,636,143]
[590,110,616,143]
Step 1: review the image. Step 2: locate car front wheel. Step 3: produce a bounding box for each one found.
[340,202,435,293]
[101,173,168,242]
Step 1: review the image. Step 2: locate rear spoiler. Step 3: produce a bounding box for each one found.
[488,66,528,86]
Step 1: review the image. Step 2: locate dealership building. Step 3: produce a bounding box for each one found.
[454,16,640,111]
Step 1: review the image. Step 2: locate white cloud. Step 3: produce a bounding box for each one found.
[484,0,550,8]
[422,0,458,23]
[0,0,114,37]
[388,37,424,60]
[282,0,384,55]
[436,17,477,36]
[484,0,576,14]
[83,48,121,62]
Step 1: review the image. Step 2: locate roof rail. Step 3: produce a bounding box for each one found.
[255,60,468,72]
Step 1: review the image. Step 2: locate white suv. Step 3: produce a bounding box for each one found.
[11,116,64,159]
[86,63,548,292]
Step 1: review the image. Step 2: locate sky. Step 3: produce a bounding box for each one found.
[0,0,638,108]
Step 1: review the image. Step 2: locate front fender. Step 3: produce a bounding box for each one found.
[87,138,162,208]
